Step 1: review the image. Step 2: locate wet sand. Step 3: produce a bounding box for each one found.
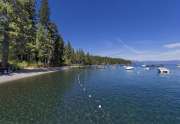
[0,66,72,84]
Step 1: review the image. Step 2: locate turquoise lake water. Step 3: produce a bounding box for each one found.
[0,65,180,124]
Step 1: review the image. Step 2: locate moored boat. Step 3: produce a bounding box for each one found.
[145,67,150,70]
[177,64,180,68]
[124,66,134,70]
[96,65,105,69]
[158,67,170,74]
[142,64,146,67]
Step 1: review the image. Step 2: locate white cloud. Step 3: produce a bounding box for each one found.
[164,42,180,49]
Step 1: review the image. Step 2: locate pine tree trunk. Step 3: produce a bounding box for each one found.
[1,31,9,68]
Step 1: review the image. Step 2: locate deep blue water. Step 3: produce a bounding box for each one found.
[0,65,180,124]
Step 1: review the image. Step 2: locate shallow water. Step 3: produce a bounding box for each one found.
[0,65,180,124]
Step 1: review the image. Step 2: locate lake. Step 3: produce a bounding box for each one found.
[0,65,180,124]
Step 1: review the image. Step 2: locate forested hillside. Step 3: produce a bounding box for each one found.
[0,0,131,68]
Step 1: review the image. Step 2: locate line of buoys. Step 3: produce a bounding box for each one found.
[76,73,111,123]
[77,74,102,109]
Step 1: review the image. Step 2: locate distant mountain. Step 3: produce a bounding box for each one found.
[134,60,180,65]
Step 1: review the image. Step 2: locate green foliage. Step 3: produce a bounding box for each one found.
[35,24,48,63]
[10,60,43,69]
[47,22,64,66]
[63,41,73,65]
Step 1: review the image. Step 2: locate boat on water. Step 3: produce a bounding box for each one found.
[177,64,180,68]
[158,67,170,74]
[124,66,134,70]
[145,67,150,70]
[141,64,150,70]
[142,64,146,67]
[96,65,105,69]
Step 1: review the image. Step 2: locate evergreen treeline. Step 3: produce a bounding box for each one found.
[0,0,131,68]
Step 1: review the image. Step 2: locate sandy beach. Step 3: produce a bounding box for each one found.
[0,66,73,84]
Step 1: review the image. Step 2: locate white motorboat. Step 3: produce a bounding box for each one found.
[96,65,105,69]
[142,64,146,67]
[177,64,180,68]
[124,66,134,70]
[145,67,150,70]
[158,67,170,74]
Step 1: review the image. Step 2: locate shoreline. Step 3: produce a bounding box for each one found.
[0,66,79,84]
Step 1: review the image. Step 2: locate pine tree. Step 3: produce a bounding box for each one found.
[0,0,37,67]
[85,52,92,65]
[63,41,73,65]
[24,0,37,62]
[39,0,49,26]
[51,35,64,66]
[0,0,28,67]
[47,22,64,65]
[0,0,13,67]
[12,0,37,62]
[35,24,48,64]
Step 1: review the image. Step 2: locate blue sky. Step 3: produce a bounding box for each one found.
[49,0,180,61]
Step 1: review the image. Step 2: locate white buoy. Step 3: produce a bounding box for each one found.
[88,94,92,98]
[98,105,102,109]
[77,75,80,81]
[83,88,86,91]
[78,79,81,84]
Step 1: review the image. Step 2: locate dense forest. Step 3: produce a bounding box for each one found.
[0,0,131,68]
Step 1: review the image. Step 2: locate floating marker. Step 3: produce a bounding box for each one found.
[83,88,86,91]
[77,75,80,81]
[88,94,92,98]
[98,105,102,109]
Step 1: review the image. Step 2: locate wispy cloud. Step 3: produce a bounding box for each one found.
[164,42,180,49]
[116,39,144,54]
[93,39,180,61]
[94,38,147,58]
